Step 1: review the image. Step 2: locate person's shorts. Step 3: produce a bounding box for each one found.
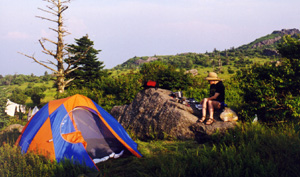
[220,102,227,109]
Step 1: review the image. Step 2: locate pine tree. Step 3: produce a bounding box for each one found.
[66,35,107,88]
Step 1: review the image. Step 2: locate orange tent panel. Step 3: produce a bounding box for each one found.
[28,117,55,160]
[61,131,87,148]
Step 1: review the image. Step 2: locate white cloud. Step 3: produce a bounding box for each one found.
[67,18,88,35]
[40,29,54,39]
[2,31,30,40]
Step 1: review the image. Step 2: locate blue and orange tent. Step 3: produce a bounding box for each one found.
[15,94,142,170]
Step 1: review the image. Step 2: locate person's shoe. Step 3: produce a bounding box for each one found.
[206,118,214,125]
[197,116,206,123]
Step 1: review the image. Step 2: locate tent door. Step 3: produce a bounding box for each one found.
[62,107,124,160]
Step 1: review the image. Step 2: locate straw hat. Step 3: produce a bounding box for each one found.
[205,72,222,81]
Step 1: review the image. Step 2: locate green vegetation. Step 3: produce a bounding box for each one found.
[238,33,281,50]
[1,122,299,177]
[0,131,95,177]
[1,32,300,176]
[95,123,300,177]
[235,34,300,122]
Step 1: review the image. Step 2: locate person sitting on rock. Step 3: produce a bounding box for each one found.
[198,72,225,125]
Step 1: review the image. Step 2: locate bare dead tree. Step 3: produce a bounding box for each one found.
[19,0,88,93]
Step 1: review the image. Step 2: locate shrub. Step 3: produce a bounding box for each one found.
[25,86,47,106]
[61,71,143,112]
[140,61,195,91]
[234,60,300,122]
[9,88,27,105]
[233,35,300,123]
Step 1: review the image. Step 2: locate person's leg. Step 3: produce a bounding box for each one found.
[206,100,221,125]
[199,98,208,122]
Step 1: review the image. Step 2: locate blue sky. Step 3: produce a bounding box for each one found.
[0,0,299,76]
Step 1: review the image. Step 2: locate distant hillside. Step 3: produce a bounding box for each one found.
[114,28,300,70]
[238,28,300,50]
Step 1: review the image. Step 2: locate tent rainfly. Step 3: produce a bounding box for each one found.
[16,94,142,170]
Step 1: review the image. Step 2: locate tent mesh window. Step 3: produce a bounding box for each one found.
[61,107,124,159]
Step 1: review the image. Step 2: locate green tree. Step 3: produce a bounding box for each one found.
[0,88,9,127]
[9,88,27,105]
[66,35,107,88]
[42,71,52,82]
[25,86,47,106]
[277,35,300,59]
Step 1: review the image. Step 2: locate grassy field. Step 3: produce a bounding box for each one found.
[1,56,290,176]
[1,121,300,177]
[3,80,57,105]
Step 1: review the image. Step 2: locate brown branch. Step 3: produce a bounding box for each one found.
[41,60,57,67]
[61,6,68,14]
[39,39,56,57]
[49,27,69,35]
[65,66,79,75]
[41,37,58,45]
[61,0,71,3]
[62,32,71,37]
[45,5,58,13]
[65,77,75,87]
[46,0,58,7]
[36,16,57,23]
[38,7,57,16]
[18,52,58,73]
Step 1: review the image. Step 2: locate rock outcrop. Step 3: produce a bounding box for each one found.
[252,29,300,49]
[272,28,300,36]
[263,48,279,56]
[252,36,282,48]
[111,88,237,142]
[134,57,159,65]
[0,124,24,134]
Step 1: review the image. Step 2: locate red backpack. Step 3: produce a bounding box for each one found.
[144,80,158,89]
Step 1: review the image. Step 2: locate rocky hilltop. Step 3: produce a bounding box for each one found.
[111,88,237,143]
[251,28,300,48]
[272,28,300,36]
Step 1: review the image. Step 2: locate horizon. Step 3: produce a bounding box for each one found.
[1,0,300,76]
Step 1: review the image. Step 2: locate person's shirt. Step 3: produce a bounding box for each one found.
[209,81,225,102]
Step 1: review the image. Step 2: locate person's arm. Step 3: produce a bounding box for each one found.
[201,92,220,103]
[207,92,220,100]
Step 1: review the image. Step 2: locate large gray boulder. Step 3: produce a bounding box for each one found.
[111,88,237,142]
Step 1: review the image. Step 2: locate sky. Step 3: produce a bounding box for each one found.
[0,0,300,76]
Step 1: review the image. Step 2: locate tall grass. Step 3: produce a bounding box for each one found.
[1,123,299,177]
[96,123,300,177]
[0,130,95,177]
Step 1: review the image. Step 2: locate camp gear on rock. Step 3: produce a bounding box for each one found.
[144,80,158,89]
[220,107,238,122]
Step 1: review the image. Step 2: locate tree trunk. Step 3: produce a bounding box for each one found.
[56,0,65,93]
